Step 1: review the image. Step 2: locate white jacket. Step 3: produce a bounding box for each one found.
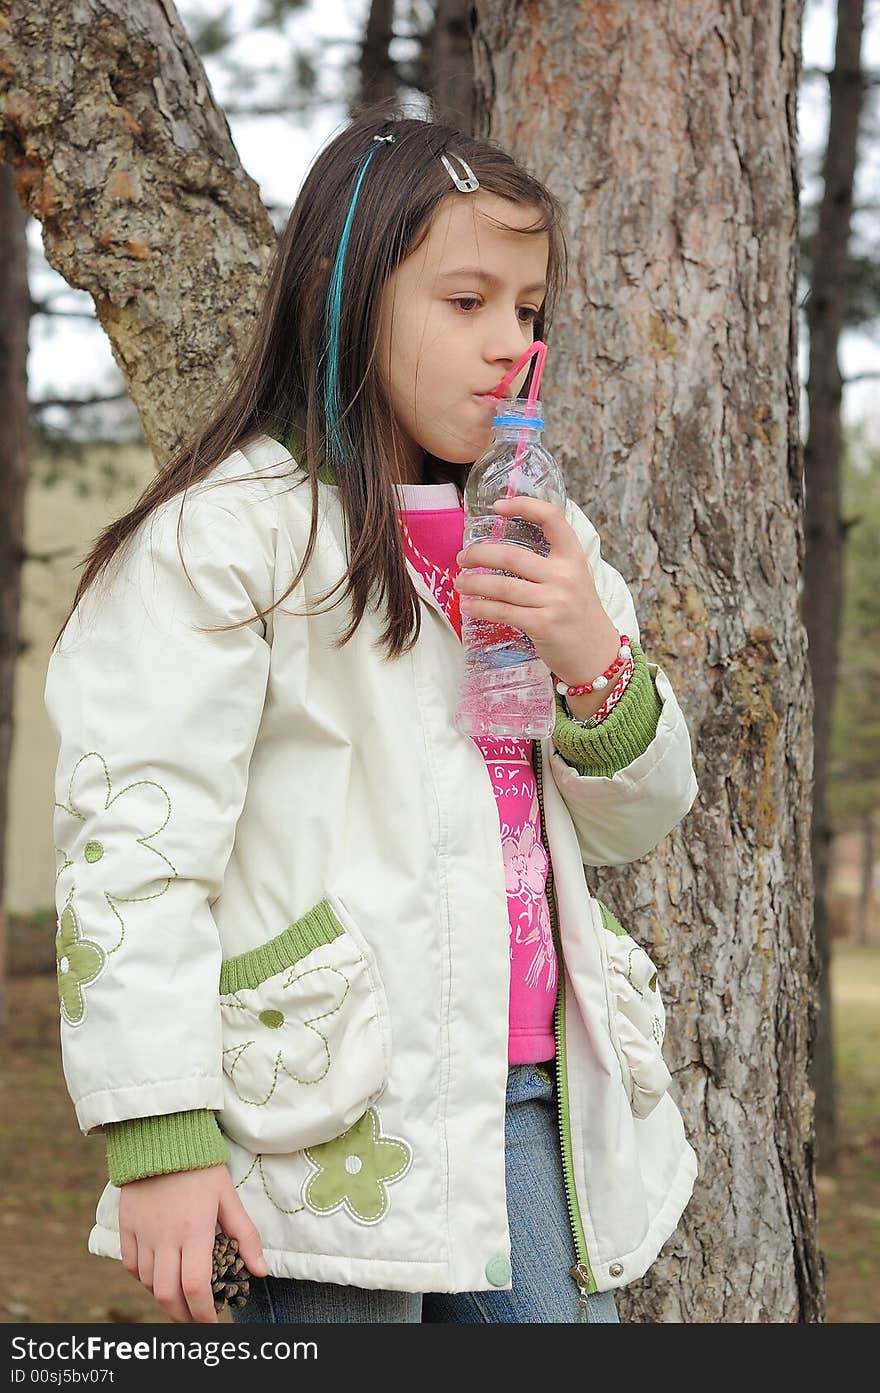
[45,433,699,1298]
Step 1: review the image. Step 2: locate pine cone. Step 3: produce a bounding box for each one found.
[211,1231,251,1312]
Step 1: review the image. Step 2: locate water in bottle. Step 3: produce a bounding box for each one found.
[454,396,567,739]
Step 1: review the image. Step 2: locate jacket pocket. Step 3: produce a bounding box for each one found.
[217,892,391,1154]
[596,900,672,1120]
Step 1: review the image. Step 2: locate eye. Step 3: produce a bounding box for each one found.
[450,298,540,324]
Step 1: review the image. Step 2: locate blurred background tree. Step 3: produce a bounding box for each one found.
[800,0,875,1172]
[827,441,880,945]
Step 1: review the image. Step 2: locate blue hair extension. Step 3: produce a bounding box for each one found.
[324,136,393,469]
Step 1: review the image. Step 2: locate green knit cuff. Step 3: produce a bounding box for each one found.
[220,897,343,995]
[551,641,663,778]
[105,1109,229,1186]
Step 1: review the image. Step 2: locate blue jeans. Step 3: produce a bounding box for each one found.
[231,1062,620,1324]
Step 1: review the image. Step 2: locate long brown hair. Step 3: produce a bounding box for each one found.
[53,104,568,660]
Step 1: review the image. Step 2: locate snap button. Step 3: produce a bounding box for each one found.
[485,1256,512,1286]
[609,1262,624,1278]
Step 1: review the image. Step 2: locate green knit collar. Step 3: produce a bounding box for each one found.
[278,424,337,486]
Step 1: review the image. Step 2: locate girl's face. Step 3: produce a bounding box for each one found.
[376,192,550,478]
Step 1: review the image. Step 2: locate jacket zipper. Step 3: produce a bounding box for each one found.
[408,564,598,1310]
[533,736,598,1322]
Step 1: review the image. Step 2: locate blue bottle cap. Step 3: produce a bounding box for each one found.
[494,413,544,428]
[493,396,544,430]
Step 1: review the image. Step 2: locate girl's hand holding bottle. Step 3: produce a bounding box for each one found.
[455,494,621,695]
[453,344,624,738]
[119,1164,268,1323]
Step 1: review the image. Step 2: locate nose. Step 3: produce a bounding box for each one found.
[483,308,533,386]
[488,360,531,400]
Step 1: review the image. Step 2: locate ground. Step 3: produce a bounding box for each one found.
[814,943,880,1322]
[1,945,877,1323]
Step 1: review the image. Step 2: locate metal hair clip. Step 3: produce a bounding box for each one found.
[440,151,480,193]
[373,134,396,143]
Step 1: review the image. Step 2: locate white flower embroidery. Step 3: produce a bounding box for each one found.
[221,965,352,1106]
[54,751,176,955]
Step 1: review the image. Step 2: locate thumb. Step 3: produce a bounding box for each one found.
[217,1182,269,1278]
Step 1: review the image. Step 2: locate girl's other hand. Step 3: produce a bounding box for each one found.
[118,1163,269,1323]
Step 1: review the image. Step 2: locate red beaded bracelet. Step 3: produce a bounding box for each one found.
[592,657,633,715]
[554,637,632,697]
[560,657,633,728]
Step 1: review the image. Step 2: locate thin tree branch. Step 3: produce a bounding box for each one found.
[844,369,880,383]
[22,545,82,563]
[28,297,98,320]
[801,62,880,84]
[30,390,129,410]
[220,94,343,116]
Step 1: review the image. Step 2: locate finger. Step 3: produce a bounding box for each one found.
[152,1246,192,1324]
[455,542,548,581]
[458,596,539,637]
[489,495,575,554]
[119,1225,139,1281]
[136,1243,155,1295]
[456,569,543,608]
[181,1239,219,1324]
[218,1188,269,1279]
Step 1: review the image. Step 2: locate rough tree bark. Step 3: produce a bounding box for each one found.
[0,0,275,464]
[0,161,29,1039]
[473,0,821,1321]
[803,0,866,1173]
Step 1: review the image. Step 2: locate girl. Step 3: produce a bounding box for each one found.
[45,108,699,1325]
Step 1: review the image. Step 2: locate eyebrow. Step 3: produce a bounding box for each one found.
[437,266,547,295]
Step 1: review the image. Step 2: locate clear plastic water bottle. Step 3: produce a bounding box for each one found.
[454,397,567,739]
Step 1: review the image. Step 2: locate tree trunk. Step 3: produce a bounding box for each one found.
[0,0,275,464]
[356,0,397,112]
[474,0,821,1321]
[426,0,476,131]
[803,0,866,1175]
[0,162,29,1039]
[857,809,874,947]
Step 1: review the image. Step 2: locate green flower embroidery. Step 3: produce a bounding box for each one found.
[56,902,106,1026]
[303,1106,412,1224]
[54,751,177,955]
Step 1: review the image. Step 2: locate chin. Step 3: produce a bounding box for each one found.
[432,452,475,467]
[430,435,490,467]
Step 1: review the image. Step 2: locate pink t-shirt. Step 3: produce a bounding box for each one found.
[395,483,557,1064]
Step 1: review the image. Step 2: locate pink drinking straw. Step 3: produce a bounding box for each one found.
[486,340,548,540]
